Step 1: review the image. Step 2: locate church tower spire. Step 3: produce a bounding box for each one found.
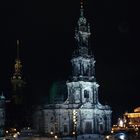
[11,40,23,84]
[11,40,25,103]
[71,1,95,81]
[9,40,29,129]
[75,0,91,56]
[13,40,22,81]
[66,1,112,134]
[17,40,20,60]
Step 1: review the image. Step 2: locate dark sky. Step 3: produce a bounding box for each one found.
[0,0,138,122]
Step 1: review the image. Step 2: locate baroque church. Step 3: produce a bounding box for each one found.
[33,3,112,138]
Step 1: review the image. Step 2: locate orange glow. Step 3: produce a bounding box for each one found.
[125,113,140,118]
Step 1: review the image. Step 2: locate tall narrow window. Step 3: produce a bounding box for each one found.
[64,125,68,133]
[55,123,58,133]
[99,124,104,133]
[84,90,89,98]
[85,121,92,134]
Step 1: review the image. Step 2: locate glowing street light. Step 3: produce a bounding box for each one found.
[50,131,53,135]
[54,135,58,139]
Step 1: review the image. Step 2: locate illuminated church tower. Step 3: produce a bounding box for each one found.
[34,1,112,139]
[66,2,112,134]
[11,40,25,104]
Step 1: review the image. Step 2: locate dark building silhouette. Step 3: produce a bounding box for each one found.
[7,40,29,129]
[0,93,5,136]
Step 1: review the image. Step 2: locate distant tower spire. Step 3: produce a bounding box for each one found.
[11,40,25,104]
[17,40,19,59]
[14,40,22,78]
[10,41,28,128]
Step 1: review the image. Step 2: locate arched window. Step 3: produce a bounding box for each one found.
[84,90,89,98]
[85,121,92,134]
[64,125,68,133]
[99,124,104,133]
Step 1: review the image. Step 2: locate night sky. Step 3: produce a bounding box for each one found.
[0,0,138,123]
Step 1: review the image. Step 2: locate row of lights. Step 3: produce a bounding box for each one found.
[3,128,20,140]
[49,110,78,139]
[73,109,77,140]
[50,131,58,139]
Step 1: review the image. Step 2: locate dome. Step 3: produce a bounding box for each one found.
[134,107,140,113]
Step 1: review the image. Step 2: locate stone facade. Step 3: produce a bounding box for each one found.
[0,94,5,137]
[33,5,112,137]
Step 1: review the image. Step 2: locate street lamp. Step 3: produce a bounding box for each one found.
[54,135,58,139]
[50,131,53,135]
